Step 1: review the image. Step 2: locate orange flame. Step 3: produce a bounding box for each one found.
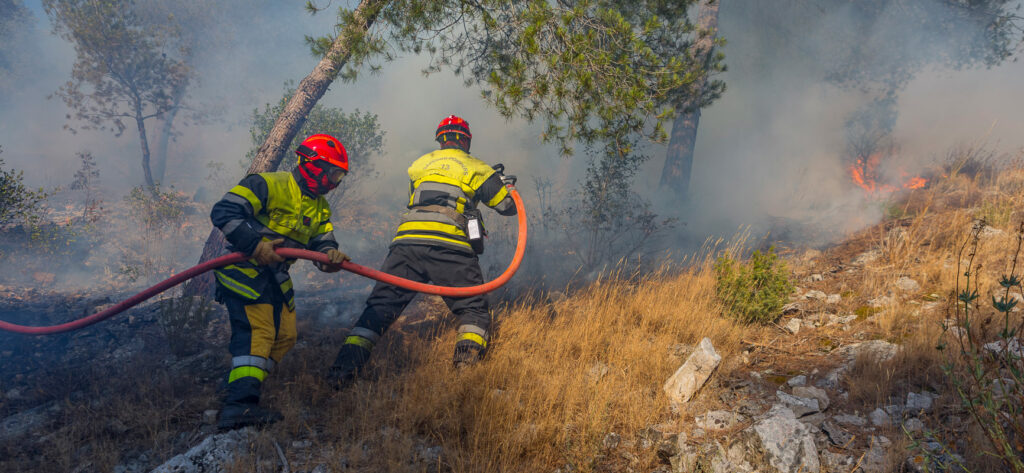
[849,152,928,193]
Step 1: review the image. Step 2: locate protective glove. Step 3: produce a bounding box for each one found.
[251,238,285,266]
[318,248,350,273]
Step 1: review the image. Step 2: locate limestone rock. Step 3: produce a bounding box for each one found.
[787,375,807,387]
[784,318,802,334]
[803,290,827,301]
[821,420,852,446]
[695,410,746,432]
[896,277,921,293]
[776,390,821,417]
[833,414,867,427]
[792,386,829,412]
[663,337,721,404]
[826,294,842,304]
[906,392,934,413]
[869,408,892,427]
[150,428,255,473]
[752,405,821,473]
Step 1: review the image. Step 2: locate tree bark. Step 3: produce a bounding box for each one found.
[659,0,719,199]
[184,0,386,297]
[134,101,156,191]
[153,77,187,185]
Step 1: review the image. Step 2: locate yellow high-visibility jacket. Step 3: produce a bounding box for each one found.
[392,148,516,253]
[210,171,337,309]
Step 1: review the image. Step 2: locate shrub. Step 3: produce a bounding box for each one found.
[714,246,794,325]
[124,184,188,232]
[157,294,216,357]
[0,147,48,228]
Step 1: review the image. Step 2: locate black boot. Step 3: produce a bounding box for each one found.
[452,340,486,369]
[217,404,283,431]
[326,343,371,389]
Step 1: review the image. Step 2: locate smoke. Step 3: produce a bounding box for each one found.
[2,0,1023,291]
[644,0,1024,250]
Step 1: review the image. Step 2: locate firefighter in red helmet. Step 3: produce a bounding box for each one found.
[327,115,517,387]
[210,133,351,430]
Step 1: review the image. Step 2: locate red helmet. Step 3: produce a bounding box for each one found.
[435,115,472,143]
[296,134,348,195]
[296,134,348,171]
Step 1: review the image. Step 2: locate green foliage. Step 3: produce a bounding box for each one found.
[124,185,187,233]
[714,246,794,325]
[930,221,1024,471]
[309,0,725,155]
[247,83,385,206]
[0,146,49,228]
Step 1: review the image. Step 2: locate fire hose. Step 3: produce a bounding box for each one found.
[0,187,526,336]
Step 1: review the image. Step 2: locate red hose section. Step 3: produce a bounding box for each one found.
[0,187,527,336]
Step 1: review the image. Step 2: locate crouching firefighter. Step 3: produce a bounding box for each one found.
[210,134,351,430]
[327,115,517,387]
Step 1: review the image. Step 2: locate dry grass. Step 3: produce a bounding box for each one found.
[237,256,756,472]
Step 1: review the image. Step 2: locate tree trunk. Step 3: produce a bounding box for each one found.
[184,0,386,298]
[659,0,719,198]
[153,78,187,185]
[135,101,156,191]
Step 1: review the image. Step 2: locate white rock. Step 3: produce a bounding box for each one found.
[983,338,1024,357]
[868,295,894,308]
[695,410,746,432]
[792,386,829,411]
[826,294,842,304]
[854,250,881,266]
[150,428,255,473]
[776,390,821,417]
[836,340,900,364]
[869,408,892,427]
[785,318,802,334]
[906,392,934,412]
[663,337,721,404]
[896,277,921,293]
[787,375,807,387]
[752,405,821,473]
[803,290,827,301]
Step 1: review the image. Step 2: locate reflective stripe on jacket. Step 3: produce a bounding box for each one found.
[391,148,515,253]
[210,171,337,309]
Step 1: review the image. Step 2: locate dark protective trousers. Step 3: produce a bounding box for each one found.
[352,244,491,337]
[221,291,296,408]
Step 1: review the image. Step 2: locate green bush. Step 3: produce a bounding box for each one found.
[714,246,794,325]
[0,147,48,228]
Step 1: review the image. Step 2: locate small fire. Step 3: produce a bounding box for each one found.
[848,152,928,194]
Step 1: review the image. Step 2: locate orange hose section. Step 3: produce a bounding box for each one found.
[0,187,526,335]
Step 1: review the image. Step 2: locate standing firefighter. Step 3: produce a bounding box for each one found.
[327,115,517,387]
[210,134,351,430]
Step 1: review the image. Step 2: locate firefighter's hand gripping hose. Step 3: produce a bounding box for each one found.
[0,187,527,336]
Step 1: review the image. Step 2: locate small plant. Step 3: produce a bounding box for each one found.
[124,184,187,232]
[157,294,216,357]
[932,220,1024,471]
[714,246,794,325]
[70,151,103,222]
